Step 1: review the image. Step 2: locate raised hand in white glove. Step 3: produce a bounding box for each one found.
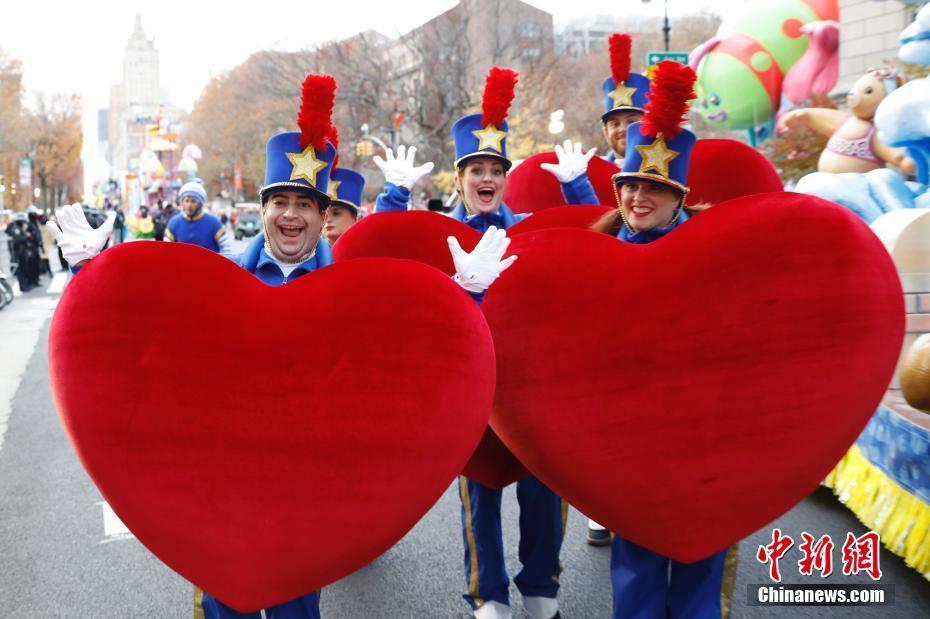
[46,203,116,268]
[372,144,435,190]
[539,139,597,183]
[448,226,518,294]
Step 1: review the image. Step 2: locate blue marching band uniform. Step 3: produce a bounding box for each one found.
[606,60,730,619]
[196,95,340,619]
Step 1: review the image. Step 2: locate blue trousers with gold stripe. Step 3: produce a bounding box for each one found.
[610,536,726,619]
[199,590,320,619]
[459,475,566,610]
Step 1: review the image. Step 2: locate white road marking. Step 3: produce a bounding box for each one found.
[99,502,135,542]
[46,271,67,295]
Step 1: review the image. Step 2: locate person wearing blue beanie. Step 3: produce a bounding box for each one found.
[166,181,230,254]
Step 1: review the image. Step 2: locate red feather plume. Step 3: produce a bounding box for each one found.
[481,67,518,127]
[297,74,337,150]
[609,33,632,84]
[640,61,696,139]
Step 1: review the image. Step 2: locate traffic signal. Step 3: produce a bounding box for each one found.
[355,141,373,157]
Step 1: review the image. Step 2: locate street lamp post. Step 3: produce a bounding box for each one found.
[360,123,390,153]
[642,0,671,52]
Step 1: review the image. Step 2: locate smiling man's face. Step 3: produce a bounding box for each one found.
[262,191,324,261]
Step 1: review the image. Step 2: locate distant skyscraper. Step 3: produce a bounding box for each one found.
[106,14,162,175]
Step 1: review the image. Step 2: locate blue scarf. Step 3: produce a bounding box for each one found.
[616,208,689,245]
[450,202,520,232]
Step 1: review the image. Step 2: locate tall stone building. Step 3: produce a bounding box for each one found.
[106,14,162,176]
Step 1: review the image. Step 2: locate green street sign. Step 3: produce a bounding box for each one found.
[646,51,690,66]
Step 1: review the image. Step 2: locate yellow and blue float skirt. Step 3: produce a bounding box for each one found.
[825,403,930,581]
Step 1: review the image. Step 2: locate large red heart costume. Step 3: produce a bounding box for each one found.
[481,193,904,561]
[502,138,784,213]
[334,208,611,489]
[48,242,495,611]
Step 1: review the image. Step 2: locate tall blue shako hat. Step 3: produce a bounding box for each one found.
[602,33,651,122]
[260,74,338,206]
[321,125,364,214]
[451,67,519,171]
[327,168,365,214]
[613,60,698,197]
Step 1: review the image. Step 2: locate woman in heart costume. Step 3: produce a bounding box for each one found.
[373,68,566,619]
[590,60,732,619]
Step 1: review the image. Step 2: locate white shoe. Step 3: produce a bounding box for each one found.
[474,600,512,619]
[524,596,559,619]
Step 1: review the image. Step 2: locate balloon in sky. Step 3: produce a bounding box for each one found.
[690,0,839,137]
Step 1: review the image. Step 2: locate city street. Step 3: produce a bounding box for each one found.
[0,253,928,618]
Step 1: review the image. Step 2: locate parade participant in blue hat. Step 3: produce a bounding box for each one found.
[444,67,564,619]
[590,60,729,619]
[546,33,652,546]
[49,70,516,619]
[48,73,338,618]
[323,166,365,245]
[542,33,650,208]
[165,180,231,253]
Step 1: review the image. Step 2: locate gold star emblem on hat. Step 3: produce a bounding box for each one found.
[326,179,341,201]
[637,134,679,178]
[287,146,328,186]
[609,83,637,108]
[472,124,507,152]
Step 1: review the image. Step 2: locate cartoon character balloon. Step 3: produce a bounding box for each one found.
[782,68,914,175]
[690,0,839,143]
[795,5,930,223]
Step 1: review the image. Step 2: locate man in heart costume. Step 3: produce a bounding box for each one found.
[541,33,649,213]
[589,60,730,619]
[48,74,515,619]
[538,31,651,547]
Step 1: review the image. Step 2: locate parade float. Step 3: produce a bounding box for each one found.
[689,0,839,144]
[795,4,930,580]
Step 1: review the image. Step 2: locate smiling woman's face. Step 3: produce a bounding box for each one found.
[262,191,323,261]
[455,157,507,214]
[618,181,681,232]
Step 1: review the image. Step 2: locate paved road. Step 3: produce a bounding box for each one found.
[0,260,927,618]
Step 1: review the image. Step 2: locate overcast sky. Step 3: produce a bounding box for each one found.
[1,0,738,182]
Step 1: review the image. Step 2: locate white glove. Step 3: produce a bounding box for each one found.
[539,139,597,183]
[372,144,434,190]
[46,204,116,267]
[448,226,518,294]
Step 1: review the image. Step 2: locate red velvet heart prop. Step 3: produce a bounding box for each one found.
[503,139,783,213]
[333,208,623,488]
[48,242,495,611]
[686,139,784,207]
[334,212,528,489]
[506,206,612,236]
[482,193,904,562]
[333,211,479,276]
[503,152,618,213]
